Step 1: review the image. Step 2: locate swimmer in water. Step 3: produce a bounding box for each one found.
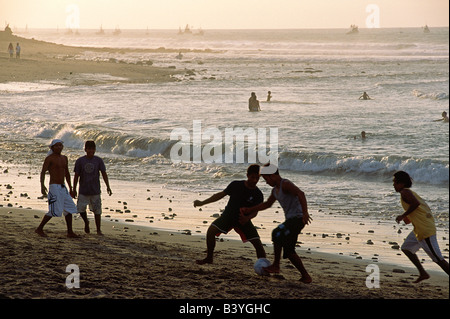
[359,92,371,100]
[433,111,449,123]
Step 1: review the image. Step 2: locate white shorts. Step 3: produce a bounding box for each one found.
[77,194,102,215]
[401,231,444,263]
[46,184,78,217]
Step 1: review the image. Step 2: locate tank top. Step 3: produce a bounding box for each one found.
[400,189,436,241]
[272,179,303,220]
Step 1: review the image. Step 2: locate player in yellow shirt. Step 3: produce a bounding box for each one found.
[393,171,449,283]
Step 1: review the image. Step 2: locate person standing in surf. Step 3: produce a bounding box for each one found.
[249,92,261,111]
[393,171,449,283]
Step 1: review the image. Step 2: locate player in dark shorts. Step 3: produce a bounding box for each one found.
[194,164,266,265]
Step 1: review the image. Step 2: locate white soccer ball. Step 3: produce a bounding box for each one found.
[254,258,271,276]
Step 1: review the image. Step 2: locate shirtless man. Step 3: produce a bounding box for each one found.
[35,139,80,238]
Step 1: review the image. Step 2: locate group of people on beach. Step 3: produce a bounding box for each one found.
[36,138,448,284]
[7,42,20,59]
[193,163,449,284]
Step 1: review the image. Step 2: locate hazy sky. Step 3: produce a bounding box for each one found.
[1,0,449,30]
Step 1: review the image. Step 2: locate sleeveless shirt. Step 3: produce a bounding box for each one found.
[272,179,303,219]
[400,189,436,241]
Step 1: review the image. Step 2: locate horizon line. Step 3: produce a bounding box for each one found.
[9,25,450,31]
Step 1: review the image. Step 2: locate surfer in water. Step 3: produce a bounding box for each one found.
[249,92,261,112]
[359,92,371,100]
[433,111,449,123]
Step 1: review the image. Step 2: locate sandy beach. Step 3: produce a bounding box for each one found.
[1,206,449,300]
[1,177,448,300]
[0,33,187,85]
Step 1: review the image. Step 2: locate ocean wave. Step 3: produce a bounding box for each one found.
[412,89,449,100]
[32,123,176,158]
[29,123,448,186]
[278,150,449,186]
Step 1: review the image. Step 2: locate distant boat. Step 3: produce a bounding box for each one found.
[178,24,193,35]
[346,24,359,34]
[423,25,430,33]
[194,27,204,36]
[113,26,121,35]
[178,24,204,36]
[96,25,105,35]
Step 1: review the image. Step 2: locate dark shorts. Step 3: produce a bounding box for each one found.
[212,214,260,243]
[272,217,304,259]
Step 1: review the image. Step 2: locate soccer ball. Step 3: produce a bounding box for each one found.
[254,258,271,276]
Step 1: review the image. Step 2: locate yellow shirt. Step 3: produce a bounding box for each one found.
[400,189,436,241]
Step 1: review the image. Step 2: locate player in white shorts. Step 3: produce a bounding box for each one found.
[35,139,80,238]
[46,184,78,217]
[393,171,448,283]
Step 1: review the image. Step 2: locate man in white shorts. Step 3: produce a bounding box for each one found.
[35,139,80,238]
[73,141,112,235]
[393,171,449,283]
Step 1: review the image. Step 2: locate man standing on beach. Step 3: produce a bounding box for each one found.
[193,164,266,265]
[35,139,80,238]
[73,140,112,235]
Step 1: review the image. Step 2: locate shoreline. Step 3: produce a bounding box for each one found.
[1,164,448,273]
[1,164,449,299]
[0,33,188,85]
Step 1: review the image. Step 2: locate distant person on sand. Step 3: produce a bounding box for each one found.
[241,164,313,283]
[249,92,261,111]
[433,111,449,123]
[7,42,14,58]
[359,91,371,100]
[35,139,80,238]
[193,164,266,265]
[266,91,272,102]
[73,140,112,235]
[15,43,20,59]
[393,171,449,283]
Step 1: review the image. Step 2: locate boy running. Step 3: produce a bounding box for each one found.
[393,171,449,283]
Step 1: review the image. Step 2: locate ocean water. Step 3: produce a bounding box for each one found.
[1,28,448,267]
